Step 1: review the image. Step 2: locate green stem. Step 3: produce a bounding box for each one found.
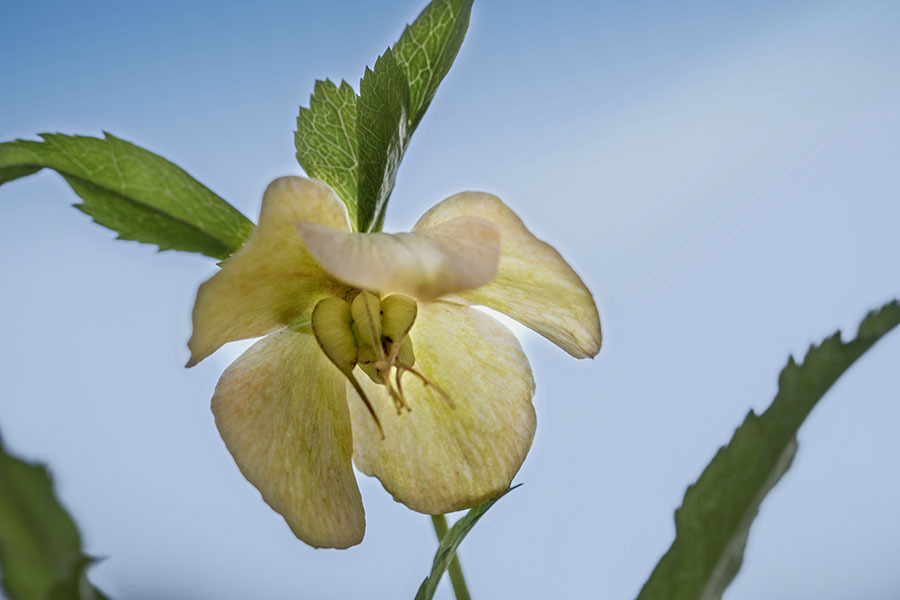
[430,514,472,600]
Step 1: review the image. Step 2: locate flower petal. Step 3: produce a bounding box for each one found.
[294,216,500,301]
[348,302,536,514]
[211,327,365,548]
[188,177,352,366]
[414,192,602,358]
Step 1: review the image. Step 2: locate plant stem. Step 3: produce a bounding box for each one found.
[430,514,472,600]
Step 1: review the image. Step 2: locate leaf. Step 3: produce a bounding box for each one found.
[0,434,109,600]
[415,485,519,600]
[295,79,360,226]
[394,0,474,134]
[637,300,900,600]
[356,48,410,232]
[0,165,41,186]
[292,1,473,232]
[0,133,253,259]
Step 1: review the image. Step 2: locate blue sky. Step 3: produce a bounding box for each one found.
[2,1,899,598]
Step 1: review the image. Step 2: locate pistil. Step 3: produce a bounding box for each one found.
[312,291,451,434]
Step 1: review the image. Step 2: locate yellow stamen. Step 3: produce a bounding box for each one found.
[312,292,453,432]
[350,292,383,358]
[311,297,383,438]
[396,363,455,409]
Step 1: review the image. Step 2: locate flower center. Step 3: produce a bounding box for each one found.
[311,291,449,438]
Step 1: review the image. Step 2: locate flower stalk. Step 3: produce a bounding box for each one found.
[431,514,471,600]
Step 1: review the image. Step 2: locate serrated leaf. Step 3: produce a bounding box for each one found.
[295,79,360,225]
[414,486,519,600]
[0,165,41,185]
[293,1,473,232]
[0,434,109,600]
[0,133,253,259]
[394,0,474,134]
[356,48,410,232]
[637,300,900,600]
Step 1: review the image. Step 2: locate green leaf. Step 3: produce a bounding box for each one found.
[356,48,410,232]
[0,133,253,259]
[0,434,109,600]
[0,165,41,186]
[415,486,519,600]
[394,0,474,133]
[295,79,360,225]
[292,1,473,232]
[637,300,900,600]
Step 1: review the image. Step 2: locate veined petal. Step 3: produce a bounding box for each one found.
[188,177,352,366]
[294,216,500,301]
[414,192,602,359]
[348,302,536,515]
[212,327,365,548]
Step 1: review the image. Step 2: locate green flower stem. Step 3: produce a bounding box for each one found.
[430,514,471,600]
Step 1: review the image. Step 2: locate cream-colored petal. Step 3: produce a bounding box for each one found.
[348,302,536,515]
[414,192,602,359]
[212,327,365,548]
[294,216,500,301]
[188,177,352,366]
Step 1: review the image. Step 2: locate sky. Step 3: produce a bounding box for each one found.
[2,1,899,598]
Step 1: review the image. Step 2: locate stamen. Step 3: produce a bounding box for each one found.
[346,371,385,440]
[397,364,455,409]
[375,339,411,414]
[351,292,385,362]
[311,297,384,438]
[312,292,453,433]
[394,367,406,409]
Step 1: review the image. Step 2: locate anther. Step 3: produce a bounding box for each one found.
[311,292,451,432]
[350,292,383,353]
[311,297,384,438]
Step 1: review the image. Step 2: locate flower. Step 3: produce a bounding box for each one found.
[187,176,601,548]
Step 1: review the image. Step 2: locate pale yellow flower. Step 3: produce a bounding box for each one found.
[187,176,601,548]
